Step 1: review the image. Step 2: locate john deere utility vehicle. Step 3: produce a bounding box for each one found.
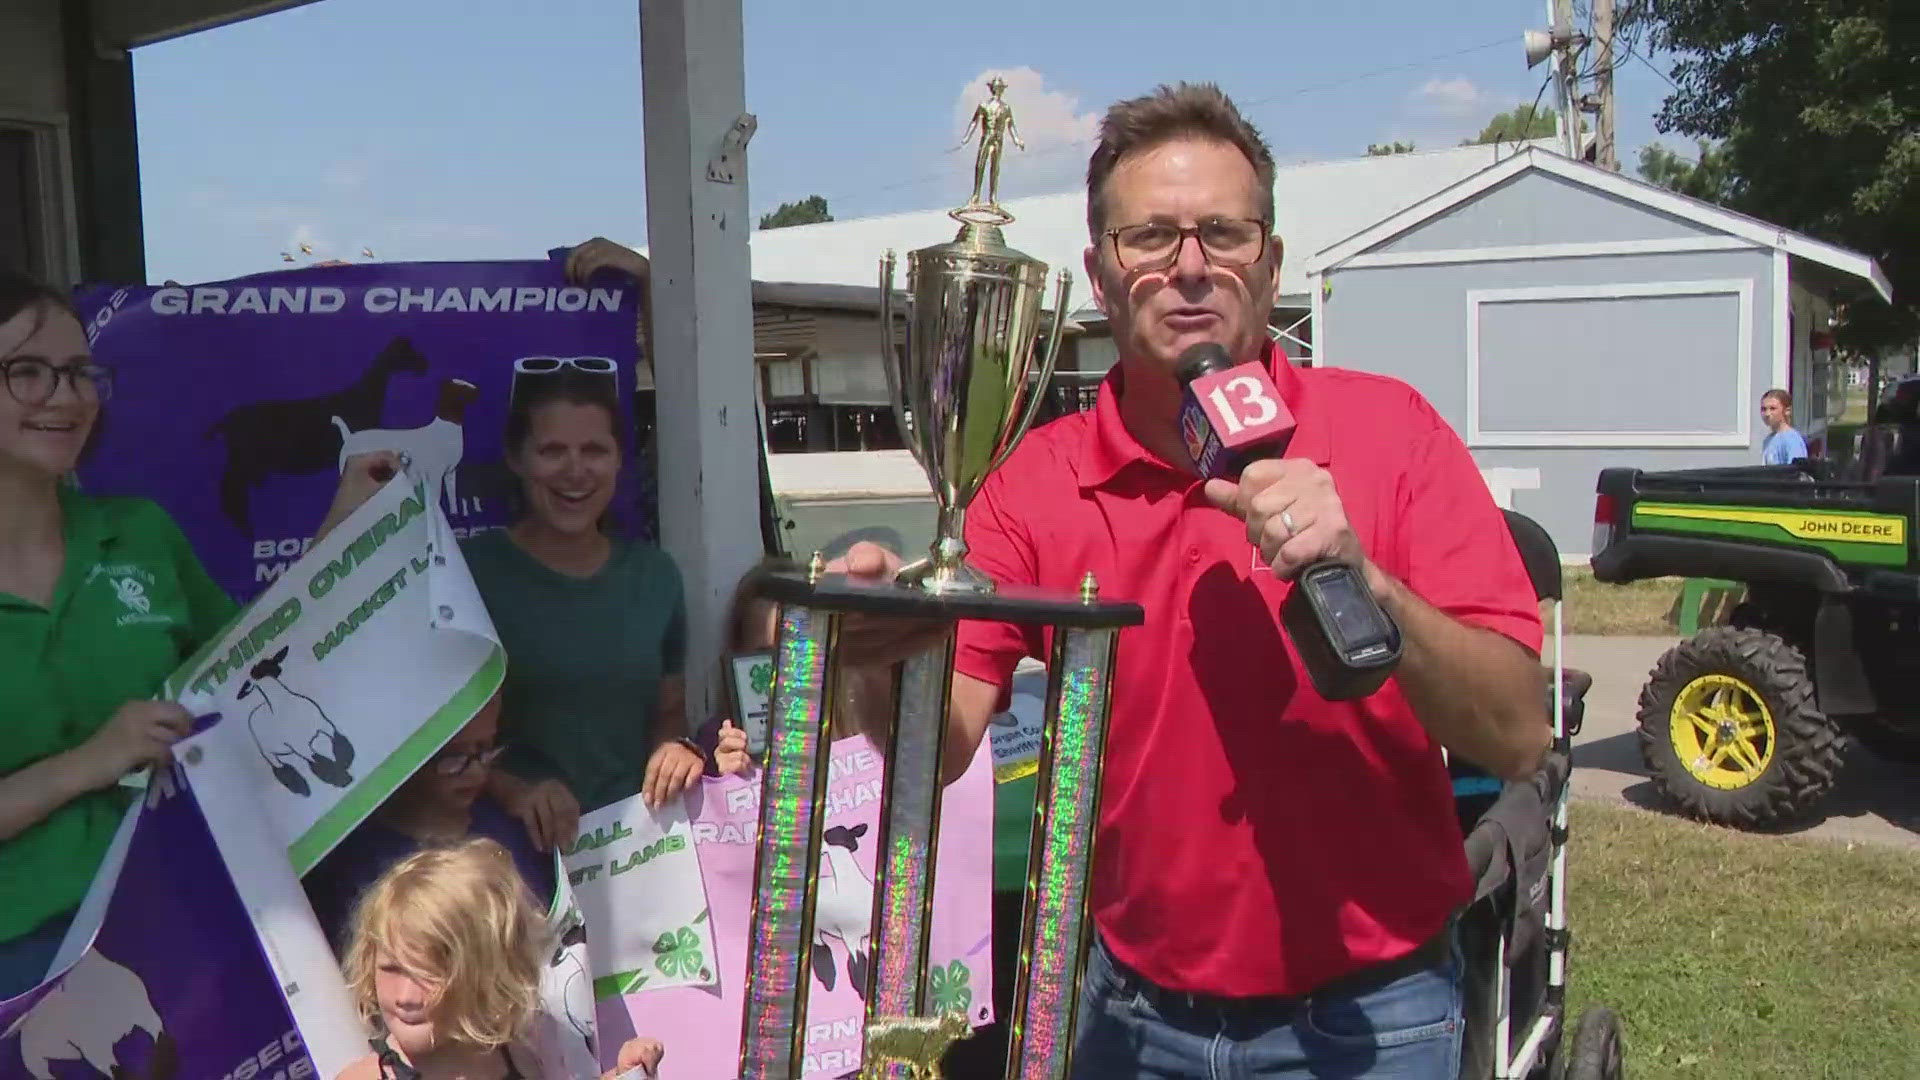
[1590,451,1920,829]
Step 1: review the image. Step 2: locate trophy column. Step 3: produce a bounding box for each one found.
[865,637,958,1020]
[1006,591,1124,1079]
[737,592,842,1077]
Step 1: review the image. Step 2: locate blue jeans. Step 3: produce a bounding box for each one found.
[1072,933,1463,1080]
[0,910,74,1001]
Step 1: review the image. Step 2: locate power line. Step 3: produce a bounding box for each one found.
[820,35,1515,213]
[1619,36,1679,91]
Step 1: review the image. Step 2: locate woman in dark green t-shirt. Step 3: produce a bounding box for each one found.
[465,366,708,852]
[0,274,239,997]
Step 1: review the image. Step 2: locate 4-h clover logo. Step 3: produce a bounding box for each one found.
[653,925,710,981]
[929,960,972,1015]
[750,660,773,696]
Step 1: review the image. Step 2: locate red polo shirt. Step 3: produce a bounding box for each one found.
[953,343,1542,998]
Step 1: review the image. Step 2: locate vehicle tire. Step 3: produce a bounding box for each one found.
[1554,1006,1625,1080]
[1724,601,1767,631]
[1846,714,1920,765]
[1636,627,1842,829]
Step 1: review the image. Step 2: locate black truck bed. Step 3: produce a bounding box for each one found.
[1591,463,1920,595]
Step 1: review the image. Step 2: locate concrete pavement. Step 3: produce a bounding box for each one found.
[1559,633,1920,852]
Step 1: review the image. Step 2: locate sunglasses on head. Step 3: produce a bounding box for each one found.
[513,356,618,377]
[508,356,620,410]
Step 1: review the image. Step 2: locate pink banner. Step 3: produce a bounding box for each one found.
[597,734,997,1078]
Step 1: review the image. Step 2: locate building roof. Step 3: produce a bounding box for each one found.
[675,140,1553,317]
[94,0,324,48]
[1306,146,1893,303]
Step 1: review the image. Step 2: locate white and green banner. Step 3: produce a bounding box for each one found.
[561,794,720,1000]
[164,474,505,873]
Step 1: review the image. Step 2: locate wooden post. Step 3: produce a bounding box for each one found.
[640,0,762,721]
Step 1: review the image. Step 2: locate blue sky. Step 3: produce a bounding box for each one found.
[133,0,1687,285]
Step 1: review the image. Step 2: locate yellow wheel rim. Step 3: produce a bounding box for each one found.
[1669,674,1776,790]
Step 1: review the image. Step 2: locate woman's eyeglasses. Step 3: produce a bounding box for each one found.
[2,358,114,407]
[429,743,507,776]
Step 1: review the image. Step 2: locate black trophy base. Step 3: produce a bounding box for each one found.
[749,568,1144,629]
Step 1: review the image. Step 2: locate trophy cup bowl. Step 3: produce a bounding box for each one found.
[880,220,1072,595]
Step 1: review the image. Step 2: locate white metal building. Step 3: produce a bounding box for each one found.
[1304,146,1891,558]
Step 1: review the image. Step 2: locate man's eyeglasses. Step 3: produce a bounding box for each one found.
[2,358,114,407]
[1105,217,1271,273]
[429,743,507,776]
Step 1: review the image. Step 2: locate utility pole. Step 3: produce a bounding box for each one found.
[1593,0,1618,170]
[1524,1,1592,160]
[1551,0,1579,159]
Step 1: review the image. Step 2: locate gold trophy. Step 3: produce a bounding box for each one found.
[734,80,1141,1080]
[881,74,1066,595]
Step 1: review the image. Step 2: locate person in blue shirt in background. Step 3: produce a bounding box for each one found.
[1761,388,1810,465]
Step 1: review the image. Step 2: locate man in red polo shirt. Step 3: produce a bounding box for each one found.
[835,82,1547,1078]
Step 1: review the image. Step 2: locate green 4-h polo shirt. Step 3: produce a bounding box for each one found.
[0,490,236,944]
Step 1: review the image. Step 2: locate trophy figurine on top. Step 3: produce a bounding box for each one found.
[732,79,1145,1080]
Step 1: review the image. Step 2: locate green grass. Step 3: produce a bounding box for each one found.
[1839,382,1871,426]
[1560,567,1690,636]
[1567,802,1920,1078]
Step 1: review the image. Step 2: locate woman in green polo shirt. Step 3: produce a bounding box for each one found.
[0,272,238,997]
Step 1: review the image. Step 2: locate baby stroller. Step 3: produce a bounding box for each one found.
[1447,510,1625,1079]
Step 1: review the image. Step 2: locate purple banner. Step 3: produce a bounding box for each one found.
[0,767,310,1079]
[73,259,645,605]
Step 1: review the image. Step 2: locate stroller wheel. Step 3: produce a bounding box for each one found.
[1554,1006,1625,1080]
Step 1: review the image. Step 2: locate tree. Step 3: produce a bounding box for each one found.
[1636,139,1736,205]
[1651,1,1917,352]
[1464,105,1560,147]
[1367,141,1416,157]
[758,195,832,230]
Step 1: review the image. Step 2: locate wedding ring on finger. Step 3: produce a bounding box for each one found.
[1279,509,1299,540]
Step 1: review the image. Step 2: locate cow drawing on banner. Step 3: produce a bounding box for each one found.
[205,335,428,531]
[1,951,177,1079]
[333,377,476,519]
[240,646,355,797]
[809,823,875,1001]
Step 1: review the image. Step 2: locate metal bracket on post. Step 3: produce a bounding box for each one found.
[708,112,759,183]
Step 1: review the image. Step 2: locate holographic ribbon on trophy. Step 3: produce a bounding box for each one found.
[734,80,1144,1080]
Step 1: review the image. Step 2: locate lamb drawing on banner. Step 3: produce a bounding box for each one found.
[332,378,475,518]
[809,823,875,1001]
[2,950,177,1079]
[241,646,355,797]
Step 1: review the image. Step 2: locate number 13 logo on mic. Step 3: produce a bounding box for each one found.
[1206,375,1283,436]
[1192,366,1294,447]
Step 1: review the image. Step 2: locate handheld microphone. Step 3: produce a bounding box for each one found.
[1176,343,1401,701]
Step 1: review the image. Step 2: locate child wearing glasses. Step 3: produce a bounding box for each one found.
[332,837,670,1080]
[303,690,750,952]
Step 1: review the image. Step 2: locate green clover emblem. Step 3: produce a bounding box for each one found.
[929,960,972,1015]
[750,661,774,696]
[653,926,706,980]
